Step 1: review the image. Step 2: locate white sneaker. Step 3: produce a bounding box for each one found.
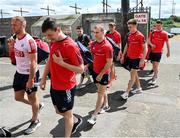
[99,106,111,114]
[121,92,129,100]
[151,78,157,85]
[131,87,143,94]
[87,116,97,125]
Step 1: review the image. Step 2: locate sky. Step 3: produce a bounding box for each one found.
[0,0,179,18]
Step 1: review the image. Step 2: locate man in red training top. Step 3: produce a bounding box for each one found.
[40,17,84,137]
[87,24,113,125]
[148,20,170,85]
[121,19,147,100]
[105,22,122,86]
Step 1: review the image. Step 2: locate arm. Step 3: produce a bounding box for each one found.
[100,58,113,76]
[148,32,156,50]
[120,44,128,64]
[122,44,128,57]
[142,43,147,60]
[166,40,170,57]
[26,53,37,89]
[42,57,50,79]
[96,58,113,82]
[148,37,156,49]
[40,57,50,90]
[139,43,147,67]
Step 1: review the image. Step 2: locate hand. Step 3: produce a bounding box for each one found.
[96,73,103,82]
[7,38,15,48]
[166,52,170,58]
[40,78,46,90]
[26,80,34,90]
[151,44,156,50]
[139,59,145,68]
[52,50,64,66]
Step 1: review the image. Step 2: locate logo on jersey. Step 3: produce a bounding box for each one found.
[14,48,25,57]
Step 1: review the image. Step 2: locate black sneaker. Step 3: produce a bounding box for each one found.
[24,120,41,135]
[148,70,154,75]
[71,117,83,135]
[39,103,44,111]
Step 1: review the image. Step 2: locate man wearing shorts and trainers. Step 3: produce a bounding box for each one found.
[8,16,43,134]
[105,22,122,87]
[121,19,147,100]
[148,20,170,85]
[87,24,113,125]
[40,18,84,137]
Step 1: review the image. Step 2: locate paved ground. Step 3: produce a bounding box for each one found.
[0,36,180,137]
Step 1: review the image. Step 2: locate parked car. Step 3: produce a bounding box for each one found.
[170,28,180,35]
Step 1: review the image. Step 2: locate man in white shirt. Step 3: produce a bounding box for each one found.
[7,16,43,135]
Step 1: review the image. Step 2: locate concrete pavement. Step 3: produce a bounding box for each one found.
[0,36,180,137]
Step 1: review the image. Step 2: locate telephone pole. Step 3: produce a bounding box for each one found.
[159,0,161,19]
[69,3,81,14]
[13,8,29,16]
[0,9,10,18]
[41,5,55,15]
[102,0,111,13]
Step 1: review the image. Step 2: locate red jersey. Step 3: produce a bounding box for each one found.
[149,30,168,53]
[127,31,145,59]
[106,30,121,45]
[50,37,83,90]
[90,39,113,74]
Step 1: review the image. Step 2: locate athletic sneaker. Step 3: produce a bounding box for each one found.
[99,106,111,114]
[24,120,41,135]
[87,116,97,125]
[148,70,154,75]
[76,84,82,90]
[131,87,143,94]
[151,78,157,85]
[39,103,44,111]
[71,117,83,134]
[121,92,129,100]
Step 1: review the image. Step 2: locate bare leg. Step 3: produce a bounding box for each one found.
[92,84,107,117]
[14,91,30,105]
[28,92,39,122]
[126,69,138,94]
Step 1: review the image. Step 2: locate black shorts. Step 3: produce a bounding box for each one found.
[92,71,109,85]
[124,57,140,70]
[50,86,76,113]
[149,52,162,62]
[13,71,39,94]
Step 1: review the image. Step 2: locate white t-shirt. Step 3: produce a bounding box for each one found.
[14,34,37,74]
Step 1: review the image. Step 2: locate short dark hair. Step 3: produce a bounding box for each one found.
[156,20,162,24]
[109,22,116,27]
[76,26,83,30]
[42,17,58,33]
[127,19,137,25]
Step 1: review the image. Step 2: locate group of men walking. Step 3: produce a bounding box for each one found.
[7,16,170,137]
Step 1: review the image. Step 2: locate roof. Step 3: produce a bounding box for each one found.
[31,14,81,27]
